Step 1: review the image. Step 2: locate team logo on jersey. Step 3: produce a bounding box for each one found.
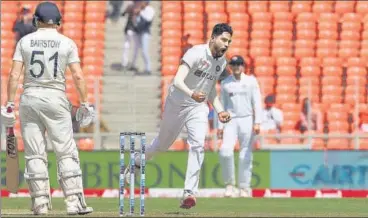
[198,59,211,71]
[194,70,215,81]
[216,65,221,72]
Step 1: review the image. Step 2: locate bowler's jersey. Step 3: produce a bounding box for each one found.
[220,73,263,124]
[13,28,80,92]
[168,44,227,106]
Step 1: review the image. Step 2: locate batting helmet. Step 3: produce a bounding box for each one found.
[32,2,62,27]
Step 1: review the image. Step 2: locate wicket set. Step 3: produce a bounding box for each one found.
[119,132,146,216]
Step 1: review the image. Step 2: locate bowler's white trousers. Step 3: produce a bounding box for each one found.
[219,116,254,189]
[146,96,209,194]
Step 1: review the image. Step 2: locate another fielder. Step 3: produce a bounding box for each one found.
[1,2,94,215]
[125,23,233,209]
[217,55,262,198]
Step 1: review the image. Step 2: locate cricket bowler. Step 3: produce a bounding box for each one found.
[124,23,233,209]
[1,2,94,215]
[218,55,263,198]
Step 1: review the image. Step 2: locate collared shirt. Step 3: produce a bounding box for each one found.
[13,28,80,92]
[219,73,263,125]
[168,43,227,106]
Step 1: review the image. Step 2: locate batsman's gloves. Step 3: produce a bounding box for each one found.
[1,102,15,127]
[76,102,95,128]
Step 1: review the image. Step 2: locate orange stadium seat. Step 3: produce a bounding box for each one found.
[322,86,343,97]
[254,66,274,77]
[257,76,275,87]
[272,47,292,58]
[312,1,334,14]
[251,12,272,22]
[327,139,351,150]
[345,93,366,105]
[296,12,316,22]
[85,1,106,13]
[162,29,182,39]
[299,76,320,87]
[341,30,361,41]
[346,57,367,67]
[276,57,296,66]
[64,1,84,13]
[276,66,296,76]
[322,57,342,67]
[318,13,339,23]
[252,22,272,31]
[248,1,268,14]
[273,31,293,40]
[250,47,270,58]
[84,40,104,50]
[85,29,105,41]
[291,1,312,14]
[269,1,290,13]
[282,103,301,112]
[346,75,367,87]
[229,12,249,23]
[295,40,316,49]
[318,30,339,40]
[276,85,297,95]
[294,48,315,59]
[62,22,84,31]
[296,21,316,31]
[254,56,274,66]
[347,66,367,77]
[162,38,181,48]
[299,57,321,67]
[273,12,294,22]
[322,76,342,86]
[1,2,18,14]
[183,1,203,13]
[317,47,338,58]
[276,93,297,104]
[358,138,368,150]
[300,66,321,77]
[205,1,225,12]
[226,1,246,13]
[272,39,292,49]
[321,94,342,104]
[85,12,105,22]
[299,85,320,97]
[226,47,248,59]
[162,1,181,14]
[318,22,338,31]
[259,85,274,96]
[356,1,368,16]
[335,1,356,15]
[273,21,293,31]
[278,76,297,86]
[85,22,105,31]
[63,12,84,22]
[345,85,366,97]
[329,121,350,133]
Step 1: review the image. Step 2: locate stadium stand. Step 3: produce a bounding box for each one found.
[160,0,368,151]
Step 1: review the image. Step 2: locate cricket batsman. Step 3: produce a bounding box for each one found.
[124,23,233,209]
[218,55,263,197]
[1,2,94,215]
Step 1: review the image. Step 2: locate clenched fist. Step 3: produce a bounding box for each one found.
[218,111,231,123]
[191,91,206,103]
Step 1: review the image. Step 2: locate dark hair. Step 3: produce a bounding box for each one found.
[211,23,233,38]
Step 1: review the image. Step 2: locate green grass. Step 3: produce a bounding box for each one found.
[2,197,368,217]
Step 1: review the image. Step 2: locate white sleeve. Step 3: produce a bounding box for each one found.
[273,108,284,126]
[141,6,155,22]
[181,46,198,69]
[252,77,263,124]
[67,40,80,64]
[13,39,24,62]
[218,82,228,129]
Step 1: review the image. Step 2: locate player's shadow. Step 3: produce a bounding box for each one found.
[165,211,197,216]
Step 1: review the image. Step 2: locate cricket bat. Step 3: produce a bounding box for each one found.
[5,107,19,193]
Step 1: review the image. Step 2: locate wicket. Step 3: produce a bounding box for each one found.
[119,132,146,217]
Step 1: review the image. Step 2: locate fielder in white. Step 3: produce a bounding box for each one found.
[1,2,94,215]
[125,23,233,209]
[217,55,263,198]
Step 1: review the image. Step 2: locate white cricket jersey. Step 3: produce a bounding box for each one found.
[167,44,227,106]
[261,107,284,131]
[220,73,263,124]
[13,28,80,92]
